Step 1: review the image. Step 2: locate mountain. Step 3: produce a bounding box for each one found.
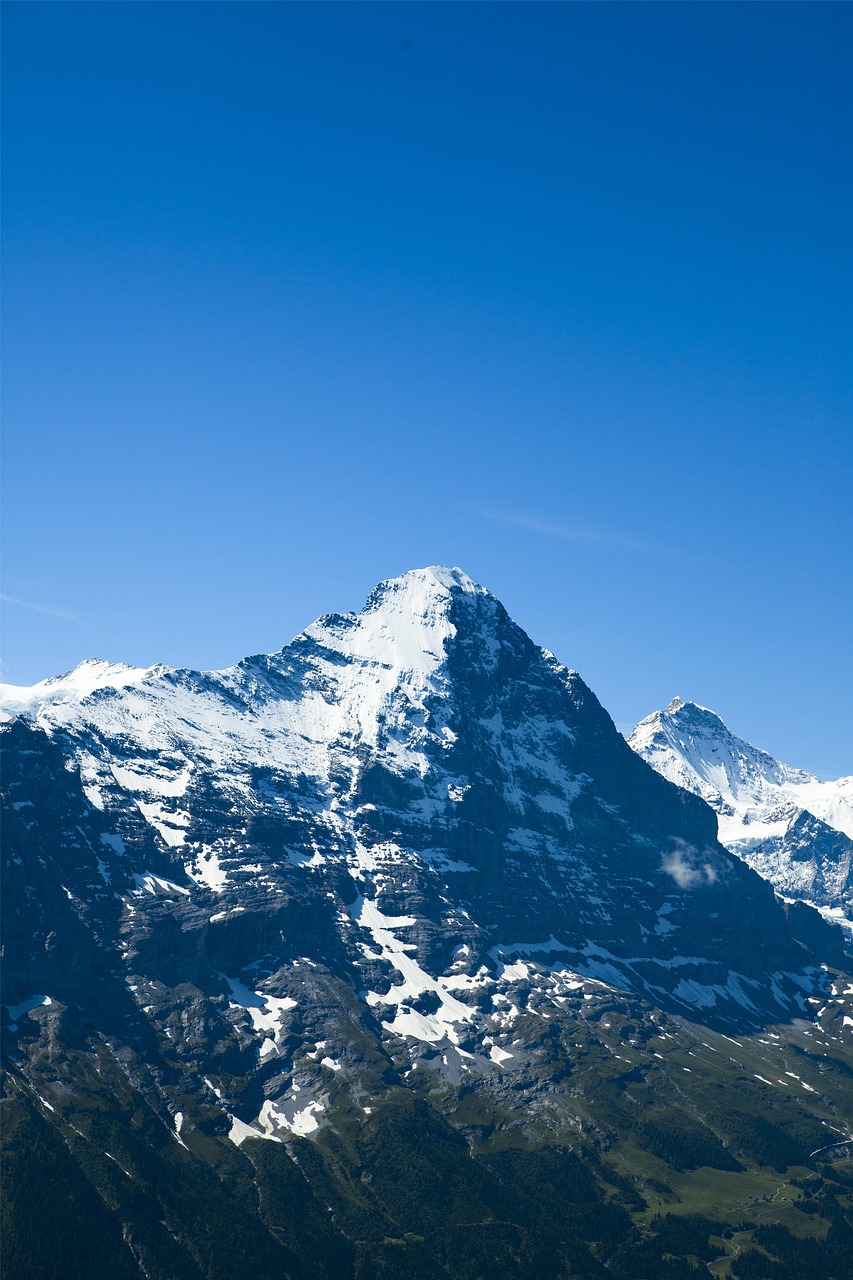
[3,568,852,1280]
[629,697,853,929]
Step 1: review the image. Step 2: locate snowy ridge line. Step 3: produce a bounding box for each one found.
[0,567,589,876]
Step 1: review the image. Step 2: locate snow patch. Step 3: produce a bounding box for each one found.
[187,847,227,892]
[6,995,52,1022]
[224,976,296,1050]
[350,893,475,1045]
[131,872,190,897]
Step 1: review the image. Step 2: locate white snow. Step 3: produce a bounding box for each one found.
[0,570,497,839]
[258,1091,325,1137]
[350,893,475,1045]
[229,1085,327,1145]
[111,762,192,797]
[228,1114,264,1145]
[1,659,152,710]
[224,976,296,1049]
[136,801,190,848]
[489,937,570,960]
[131,872,190,897]
[6,995,52,1021]
[489,1044,514,1064]
[186,847,227,892]
[630,700,852,838]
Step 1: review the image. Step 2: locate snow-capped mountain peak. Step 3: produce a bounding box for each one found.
[4,563,851,1231]
[0,568,489,722]
[0,566,513,840]
[4,567,836,1041]
[305,565,490,683]
[0,657,156,716]
[629,698,853,924]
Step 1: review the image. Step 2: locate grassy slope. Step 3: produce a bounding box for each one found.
[3,989,853,1280]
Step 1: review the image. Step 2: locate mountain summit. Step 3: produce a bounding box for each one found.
[629,698,853,928]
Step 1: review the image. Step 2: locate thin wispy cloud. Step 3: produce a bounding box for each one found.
[480,509,668,556]
[1,593,82,623]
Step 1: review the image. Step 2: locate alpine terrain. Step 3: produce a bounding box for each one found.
[629,698,853,932]
[3,568,852,1280]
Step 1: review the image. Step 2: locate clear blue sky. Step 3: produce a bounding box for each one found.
[3,2,851,778]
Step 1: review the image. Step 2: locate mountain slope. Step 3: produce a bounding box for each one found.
[3,568,852,1280]
[629,697,853,927]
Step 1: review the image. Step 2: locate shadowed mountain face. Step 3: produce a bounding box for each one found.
[3,569,852,1280]
[629,697,853,929]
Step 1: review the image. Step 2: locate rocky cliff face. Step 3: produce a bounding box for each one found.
[629,697,853,929]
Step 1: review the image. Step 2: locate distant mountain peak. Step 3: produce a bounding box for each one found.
[647,697,733,738]
[630,699,853,925]
[1,657,155,717]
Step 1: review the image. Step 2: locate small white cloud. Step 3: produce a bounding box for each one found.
[662,842,717,889]
[663,848,703,889]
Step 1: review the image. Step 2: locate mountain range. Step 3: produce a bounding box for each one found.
[3,567,852,1280]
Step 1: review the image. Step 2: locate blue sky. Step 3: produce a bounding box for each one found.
[3,2,851,777]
